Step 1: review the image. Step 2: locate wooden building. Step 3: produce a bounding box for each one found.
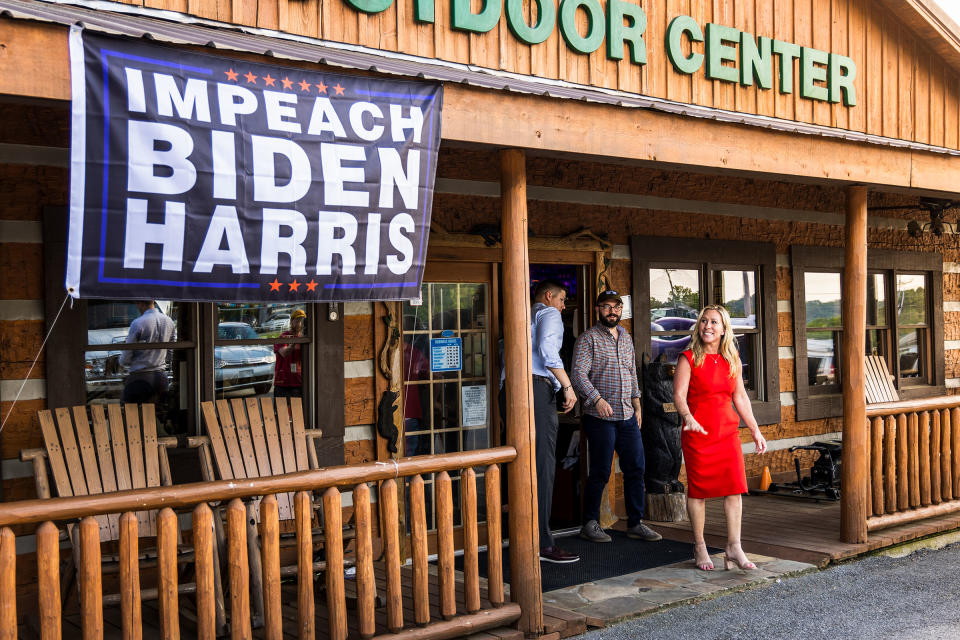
[3,0,960,637]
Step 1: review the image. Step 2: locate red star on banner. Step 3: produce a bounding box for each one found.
[263,74,276,87]
[315,81,328,93]
[333,83,345,96]
[224,68,239,81]
[244,71,258,84]
[305,280,318,292]
[281,76,293,89]
[268,279,282,292]
[298,79,311,91]
[288,279,301,292]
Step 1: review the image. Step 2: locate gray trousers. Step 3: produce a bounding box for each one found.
[532,377,559,550]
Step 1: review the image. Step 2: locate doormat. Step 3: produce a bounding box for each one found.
[460,531,721,593]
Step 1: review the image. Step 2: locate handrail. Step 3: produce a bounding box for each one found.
[866,395,960,417]
[0,446,517,527]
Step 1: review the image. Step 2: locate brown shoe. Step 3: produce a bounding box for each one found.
[539,546,580,564]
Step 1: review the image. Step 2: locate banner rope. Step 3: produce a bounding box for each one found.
[0,293,71,435]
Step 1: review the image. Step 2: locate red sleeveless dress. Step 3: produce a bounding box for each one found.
[680,349,747,499]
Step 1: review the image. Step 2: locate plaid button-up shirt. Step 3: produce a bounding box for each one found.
[571,323,640,421]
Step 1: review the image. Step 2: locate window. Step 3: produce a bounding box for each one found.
[632,237,780,425]
[791,247,944,420]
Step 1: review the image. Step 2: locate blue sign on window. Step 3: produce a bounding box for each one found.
[430,337,462,372]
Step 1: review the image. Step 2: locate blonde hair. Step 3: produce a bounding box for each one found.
[689,304,740,378]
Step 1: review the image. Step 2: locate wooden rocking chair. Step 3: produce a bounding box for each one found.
[865,355,900,404]
[21,403,226,632]
[189,396,338,625]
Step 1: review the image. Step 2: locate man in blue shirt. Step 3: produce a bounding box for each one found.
[529,280,580,564]
[120,300,175,403]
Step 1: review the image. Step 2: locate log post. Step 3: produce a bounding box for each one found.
[841,185,868,543]
[500,147,543,635]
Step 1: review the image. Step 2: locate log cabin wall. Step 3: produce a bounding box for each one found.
[101,0,960,150]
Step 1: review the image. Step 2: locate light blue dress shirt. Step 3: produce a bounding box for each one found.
[530,302,564,392]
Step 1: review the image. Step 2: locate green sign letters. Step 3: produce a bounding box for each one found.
[342,0,858,107]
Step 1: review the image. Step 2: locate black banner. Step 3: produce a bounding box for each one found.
[67,28,442,302]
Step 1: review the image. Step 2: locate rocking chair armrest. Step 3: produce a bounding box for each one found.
[305,429,324,470]
[20,448,47,462]
[20,449,52,500]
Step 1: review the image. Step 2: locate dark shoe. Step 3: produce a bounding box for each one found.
[539,546,580,564]
[578,519,612,543]
[626,522,663,541]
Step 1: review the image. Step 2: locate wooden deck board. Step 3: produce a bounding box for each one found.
[649,494,960,566]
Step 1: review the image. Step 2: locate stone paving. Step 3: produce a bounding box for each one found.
[542,551,817,627]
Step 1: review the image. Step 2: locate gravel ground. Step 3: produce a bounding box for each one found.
[578,542,960,640]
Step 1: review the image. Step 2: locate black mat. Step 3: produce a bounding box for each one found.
[460,531,721,592]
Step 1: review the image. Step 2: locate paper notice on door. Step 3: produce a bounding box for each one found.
[461,385,487,427]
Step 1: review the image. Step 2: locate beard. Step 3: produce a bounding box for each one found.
[599,313,621,328]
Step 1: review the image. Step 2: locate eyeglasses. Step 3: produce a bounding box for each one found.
[599,303,623,312]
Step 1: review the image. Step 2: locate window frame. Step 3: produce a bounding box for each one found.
[791,246,944,421]
[631,236,781,426]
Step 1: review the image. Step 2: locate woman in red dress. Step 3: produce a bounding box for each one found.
[673,304,767,571]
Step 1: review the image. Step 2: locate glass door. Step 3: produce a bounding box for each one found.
[401,264,493,530]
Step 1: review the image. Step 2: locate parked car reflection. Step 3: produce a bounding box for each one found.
[216,322,276,395]
[260,313,291,335]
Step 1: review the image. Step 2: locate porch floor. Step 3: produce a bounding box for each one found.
[648,493,960,568]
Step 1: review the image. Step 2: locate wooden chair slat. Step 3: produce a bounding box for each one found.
[216,399,248,480]
[54,407,88,498]
[290,398,310,472]
[90,406,118,493]
[863,356,882,403]
[72,406,103,495]
[244,398,272,478]
[71,406,114,540]
[230,398,260,479]
[124,403,153,534]
[201,401,235,481]
[37,410,73,499]
[108,404,133,492]
[274,398,298,475]
[92,406,119,539]
[258,398,292,520]
[142,405,161,489]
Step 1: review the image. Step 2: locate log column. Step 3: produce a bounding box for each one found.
[500,148,543,635]
[842,185,868,543]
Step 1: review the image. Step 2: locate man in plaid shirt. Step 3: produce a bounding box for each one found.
[572,290,662,543]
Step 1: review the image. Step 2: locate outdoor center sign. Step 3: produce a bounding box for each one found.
[66,28,443,303]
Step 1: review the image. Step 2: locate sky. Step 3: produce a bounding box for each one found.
[935,0,960,28]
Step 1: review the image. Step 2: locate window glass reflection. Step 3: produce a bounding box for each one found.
[714,270,757,328]
[896,274,927,325]
[867,274,887,326]
[649,269,700,322]
[807,330,839,386]
[214,303,306,400]
[899,329,924,378]
[804,272,842,328]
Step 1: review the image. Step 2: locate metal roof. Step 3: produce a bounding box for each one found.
[2,0,960,159]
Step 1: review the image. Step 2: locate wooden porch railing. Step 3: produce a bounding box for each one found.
[0,446,519,640]
[865,397,960,532]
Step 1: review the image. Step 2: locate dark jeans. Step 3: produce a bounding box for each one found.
[582,413,647,527]
[532,377,559,550]
[122,370,169,403]
[273,385,302,398]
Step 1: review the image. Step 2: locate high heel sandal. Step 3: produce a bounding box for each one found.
[723,543,756,571]
[693,542,714,571]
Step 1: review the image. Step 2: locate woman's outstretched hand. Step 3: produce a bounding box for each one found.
[752,429,767,454]
[682,417,708,435]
